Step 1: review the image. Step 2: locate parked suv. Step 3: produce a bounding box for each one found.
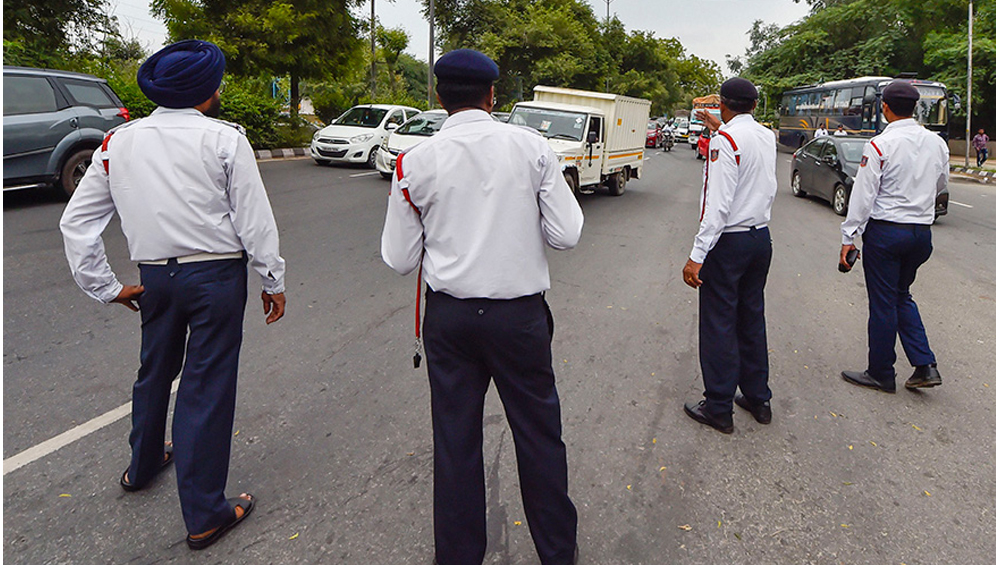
[4,66,129,197]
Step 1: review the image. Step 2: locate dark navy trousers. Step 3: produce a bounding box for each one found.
[423,290,577,565]
[131,257,247,535]
[861,221,935,383]
[698,227,773,417]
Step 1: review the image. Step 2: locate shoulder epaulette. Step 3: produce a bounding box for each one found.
[208,117,247,136]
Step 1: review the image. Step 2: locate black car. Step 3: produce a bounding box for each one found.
[3,66,129,197]
[790,135,949,218]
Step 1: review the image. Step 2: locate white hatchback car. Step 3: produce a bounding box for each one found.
[310,104,420,168]
[375,109,448,179]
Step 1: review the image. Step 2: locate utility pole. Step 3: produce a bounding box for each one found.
[965,0,973,168]
[603,0,614,93]
[370,0,377,99]
[428,0,435,108]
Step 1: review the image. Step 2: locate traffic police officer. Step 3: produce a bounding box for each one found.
[60,40,285,549]
[381,49,583,565]
[682,77,777,434]
[840,80,949,392]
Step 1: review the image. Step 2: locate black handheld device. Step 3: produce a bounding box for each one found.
[839,248,859,273]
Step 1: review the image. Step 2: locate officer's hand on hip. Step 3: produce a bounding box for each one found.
[683,259,703,289]
[839,244,858,272]
[112,285,145,312]
[262,291,286,324]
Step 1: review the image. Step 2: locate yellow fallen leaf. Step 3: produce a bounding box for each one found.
[651,372,655,376]
[58,494,72,498]
[843,482,853,485]
[912,424,922,431]
[514,521,522,526]
[924,490,931,497]
[563,359,568,363]
[607,305,613,309]
[407,452,415,456]
[869,441,877,447]
[830,412,837,417]
[652,438,657,444]
[626,484,632,490]
[848,445,853,450]
[717,520,722,528]
[985,383,990,387]
[288,533,299,540]
[804,365,809,369]
[234,430,239,436]
[678,524,692,531]
[659,466,667,472]
[841,524,850,528]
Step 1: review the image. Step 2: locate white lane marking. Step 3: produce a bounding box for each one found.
[350,171,381,178]
[3,379,181,476]
[950,201,973,208]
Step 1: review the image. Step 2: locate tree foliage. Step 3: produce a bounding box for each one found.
[152,0,364,116]
[420,0,721,115]
[737,0,995,133]
[3,0,119,66]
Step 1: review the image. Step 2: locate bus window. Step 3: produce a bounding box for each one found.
[834,89,851,114]
[820,91,834,111]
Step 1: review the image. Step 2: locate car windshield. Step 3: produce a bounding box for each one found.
[335,106,388,128]
[836,139,867,163]
[396,112,447,136]
[879,85,948,127]
[509,107,588,141]
[647,121,659,131]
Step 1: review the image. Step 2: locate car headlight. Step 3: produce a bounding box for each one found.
[313,131,322,141]
[380,137,389,150]
[350,133,374,144]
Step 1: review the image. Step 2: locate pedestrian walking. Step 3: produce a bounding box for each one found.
[839,80,949,393]
[682,77,777,434]
[973,128,990,167]
[814,124,830,138]
[381,49,583,565]
[59,40,286,550]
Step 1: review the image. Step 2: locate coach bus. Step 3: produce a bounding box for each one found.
[778,76,952,150]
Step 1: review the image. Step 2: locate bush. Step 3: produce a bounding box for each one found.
[219,77,283,149]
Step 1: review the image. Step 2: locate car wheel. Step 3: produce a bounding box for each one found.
[832,184,849,216]
[607,169,626,196]
[791,171,805,197]
[59,148,94,198]
[367,147,378,169]
[379,171,393,180]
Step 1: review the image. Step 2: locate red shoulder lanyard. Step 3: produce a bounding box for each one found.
[397,154,424,368]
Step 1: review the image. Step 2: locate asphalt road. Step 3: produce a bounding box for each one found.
[3,145,995,564]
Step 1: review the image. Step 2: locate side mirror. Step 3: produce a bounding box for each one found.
[386,123,399,131]
[587,131,598,144]
[950,93,962,112]
[823,155,838,166]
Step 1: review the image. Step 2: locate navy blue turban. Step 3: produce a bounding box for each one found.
[138,40,226,108]
[434,49,499,83]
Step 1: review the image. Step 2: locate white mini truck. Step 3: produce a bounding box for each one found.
[509,86,651,196]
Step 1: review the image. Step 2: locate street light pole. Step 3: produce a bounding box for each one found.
[371,0,377,99]
[965,0,973,168]
[428,0,435,108]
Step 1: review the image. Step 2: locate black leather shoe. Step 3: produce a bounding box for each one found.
[734,394,772,424]
[684,400,734,434]
[905,364,942,389]
[841,370,896,393]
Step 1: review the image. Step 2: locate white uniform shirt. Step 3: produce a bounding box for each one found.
[840,118,949,244]
[380,109,584,299]
[690,113,777,263]
[814,127,829,138]
[59,107,286,303]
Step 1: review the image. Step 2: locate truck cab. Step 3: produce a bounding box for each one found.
[509,86,650,196]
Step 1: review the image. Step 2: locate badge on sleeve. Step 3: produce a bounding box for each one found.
[860,155,868,167]
[710,149,719,161]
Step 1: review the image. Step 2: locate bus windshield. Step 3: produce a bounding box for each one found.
[912,85,948,126]
[509,106,588,141]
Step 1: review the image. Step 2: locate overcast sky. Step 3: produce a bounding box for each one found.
[111,0,812,75]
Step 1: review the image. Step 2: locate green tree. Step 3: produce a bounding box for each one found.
[740,0,995,132]
[3,0,119,66]
[153,0,364,117]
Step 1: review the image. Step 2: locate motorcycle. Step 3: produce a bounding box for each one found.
[662,128,675,152]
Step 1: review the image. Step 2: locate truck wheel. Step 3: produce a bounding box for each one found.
[563,171,579,195]
[607,170,626,196]
[59,148,94,198]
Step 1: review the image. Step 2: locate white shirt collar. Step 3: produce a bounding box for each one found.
[151,107,207,118]
[440,109,493,130]
[883,118,918,132]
